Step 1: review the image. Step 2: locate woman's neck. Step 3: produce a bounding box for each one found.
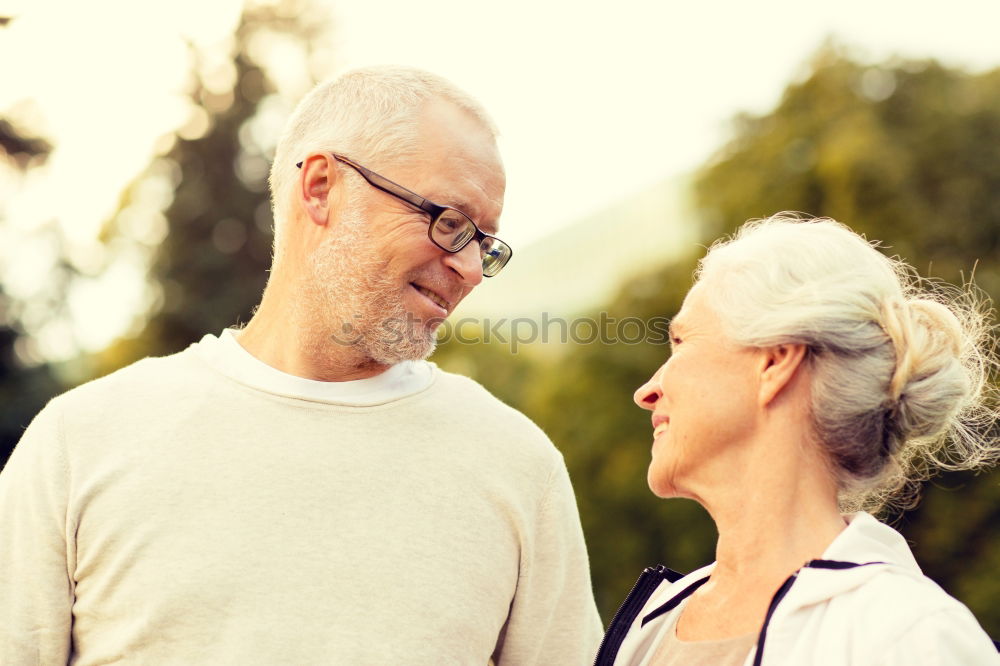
[701,436,846,597]
[674,439,846,641]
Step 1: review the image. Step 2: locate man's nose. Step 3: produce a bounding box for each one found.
[443,242,485,288]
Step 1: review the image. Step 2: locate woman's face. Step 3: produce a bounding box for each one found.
[633,281,762,500]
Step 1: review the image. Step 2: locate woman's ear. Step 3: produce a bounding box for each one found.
[297,154,340,227]
[758,343,808,407]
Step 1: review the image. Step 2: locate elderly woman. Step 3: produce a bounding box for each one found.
[595,216,1000,665]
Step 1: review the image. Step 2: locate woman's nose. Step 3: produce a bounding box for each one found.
[633,371,662,410]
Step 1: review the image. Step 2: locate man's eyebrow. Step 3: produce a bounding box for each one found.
[425,185,501,235]
[446,199,499,234]
[478,221,500,236]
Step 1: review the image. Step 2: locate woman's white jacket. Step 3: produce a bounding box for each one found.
[594,512,999,665]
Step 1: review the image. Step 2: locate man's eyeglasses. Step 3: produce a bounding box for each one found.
[295,153,513,277]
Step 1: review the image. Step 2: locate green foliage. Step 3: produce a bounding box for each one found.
[438,47,1000,636]
[695,45,1000,298]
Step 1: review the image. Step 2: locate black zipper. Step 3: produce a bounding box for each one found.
[592,565,671,666]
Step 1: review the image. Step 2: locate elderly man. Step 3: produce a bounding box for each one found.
[0,66,603,664]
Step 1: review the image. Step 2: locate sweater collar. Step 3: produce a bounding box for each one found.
[193,329,436,406]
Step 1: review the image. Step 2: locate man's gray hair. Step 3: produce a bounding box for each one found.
[696,213,999,512]
[268,65,498,253]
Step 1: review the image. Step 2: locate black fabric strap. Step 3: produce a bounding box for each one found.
[663,568,687,584]
[805,559,886,570]
[640,576,710,627]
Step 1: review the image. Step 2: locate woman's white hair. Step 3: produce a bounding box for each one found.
[697,213,999,512]
[268,65,498,254]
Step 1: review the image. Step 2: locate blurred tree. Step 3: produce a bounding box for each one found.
[696,43,1000,298]
[0,111,61,467]
[692,43,1000,635]
[0,118,50,164]
[1,1,328,463]
[0,12,60,466]
[95,0,327,372]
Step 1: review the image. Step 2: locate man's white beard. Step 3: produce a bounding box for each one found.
[301,205,439,366]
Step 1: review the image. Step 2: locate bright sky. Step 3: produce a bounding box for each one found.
[2,0,999,357]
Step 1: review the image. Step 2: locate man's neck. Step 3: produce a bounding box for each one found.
[237,285,390,382]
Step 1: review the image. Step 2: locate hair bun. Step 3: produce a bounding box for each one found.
[884,298,970,442]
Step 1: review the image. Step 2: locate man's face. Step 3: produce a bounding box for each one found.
[308,101,506,365]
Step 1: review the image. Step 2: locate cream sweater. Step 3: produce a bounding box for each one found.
[0,335,603,665]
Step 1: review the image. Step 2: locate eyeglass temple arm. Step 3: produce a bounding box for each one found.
[296,155,446,222]
[326,154,443,219]
[351,168,441,218]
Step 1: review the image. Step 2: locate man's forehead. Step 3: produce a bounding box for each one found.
[410,151,505,233]
[415,103,501,166]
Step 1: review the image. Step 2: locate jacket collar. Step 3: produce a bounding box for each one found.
[640,512,920,626]
[778,512,921,609]
[598,513,926,666]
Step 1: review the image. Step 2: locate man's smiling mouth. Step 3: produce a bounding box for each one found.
[413,284,450,312]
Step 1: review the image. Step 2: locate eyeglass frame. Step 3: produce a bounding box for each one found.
[295,152,512,277]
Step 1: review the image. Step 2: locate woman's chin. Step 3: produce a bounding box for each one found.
[646,469,679,499]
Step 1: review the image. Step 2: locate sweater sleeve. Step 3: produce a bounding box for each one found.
[0,402,74,665]
[881,606,1000,666]
[492,455,604,665]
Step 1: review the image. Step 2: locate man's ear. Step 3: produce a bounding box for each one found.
[758,343,808,407]
[298,154,340,227]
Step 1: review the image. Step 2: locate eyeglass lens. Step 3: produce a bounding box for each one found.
[480,237,511,277]
[432,210,477,251]
[430,211,510,277]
